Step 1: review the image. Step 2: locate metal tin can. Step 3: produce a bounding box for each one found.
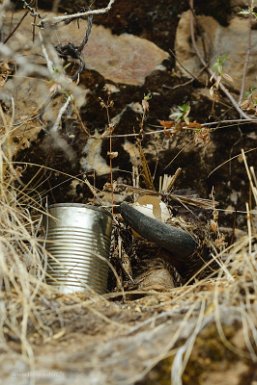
[44,203,112,294]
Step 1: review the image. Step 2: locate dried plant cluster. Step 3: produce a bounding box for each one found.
[0,1,257,384]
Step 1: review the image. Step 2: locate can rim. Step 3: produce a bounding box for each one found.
[47,203,112,218]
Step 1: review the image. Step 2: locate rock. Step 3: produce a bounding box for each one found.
[3,11,169,86]
[83,25,169,85]
[231,0,249,6]
[175,10,257,91]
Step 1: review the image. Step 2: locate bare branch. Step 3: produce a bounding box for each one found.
[238,1,254,105]
[51,95,72,134]
[189,0,253,121]
[3,10,29,44]
[38,0,117,28]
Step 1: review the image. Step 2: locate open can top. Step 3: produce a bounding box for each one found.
[47,203,112,218]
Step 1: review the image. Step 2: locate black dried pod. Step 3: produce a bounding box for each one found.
[120,202,203,280]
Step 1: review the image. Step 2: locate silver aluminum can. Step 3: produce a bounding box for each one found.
[44,203,112,294]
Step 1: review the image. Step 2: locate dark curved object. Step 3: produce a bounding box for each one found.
[120,201,197,254]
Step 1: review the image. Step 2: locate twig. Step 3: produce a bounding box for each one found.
[167,49,208,90]
[238,1,253,105]
[38,0,116,28]
[109,126,115,215]
[89,118,257,140]
[32,0,39,42]
[3,10,29,44]
[169,49,201,81]
[100,96,116,214]
[54,15,93,80]
[188,0,253,121]
[21,0,41,18]
[77,15,93,52]
[51,95,72,133]
[208,146,257,177]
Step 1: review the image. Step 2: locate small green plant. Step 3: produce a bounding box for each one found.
[212,55,228,76]
[238,3,257,19]
[170,103,191,124]
[143,92,152,101]
[241,86,257,112]
[211,55,233,83]
[141,92,152,115]
[244,86,257,101]
[210,55,233,96]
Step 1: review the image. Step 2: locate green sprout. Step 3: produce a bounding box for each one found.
[170,103,191,124]
[210,55,233,92]
[212,55,228,76]
[244,86,257,101]
[241,86,257,111]
[143,92,152,101]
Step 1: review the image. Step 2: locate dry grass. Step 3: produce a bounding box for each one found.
[0,4,257,385]
[0,137,256,383]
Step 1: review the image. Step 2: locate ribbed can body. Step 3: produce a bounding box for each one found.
[44,203,112,294]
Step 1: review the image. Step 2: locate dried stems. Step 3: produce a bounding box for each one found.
[189,0,255,121]
[3,9,29,44]
[137,95,155,190]
[100,96,116,214]
[38,0,117,27]
[238,1,254,105]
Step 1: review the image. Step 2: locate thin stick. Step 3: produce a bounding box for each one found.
[238,2,253,105]
[169,49,202,81]
[39,0,116,27]
[3,10,29,44]
[189,0,252,120]
[51,95,72,133]
[246,202,252,254]
[208,146,257,177]
[109,126,114,215]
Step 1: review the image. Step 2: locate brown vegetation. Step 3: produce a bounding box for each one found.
[1,1,257,384]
